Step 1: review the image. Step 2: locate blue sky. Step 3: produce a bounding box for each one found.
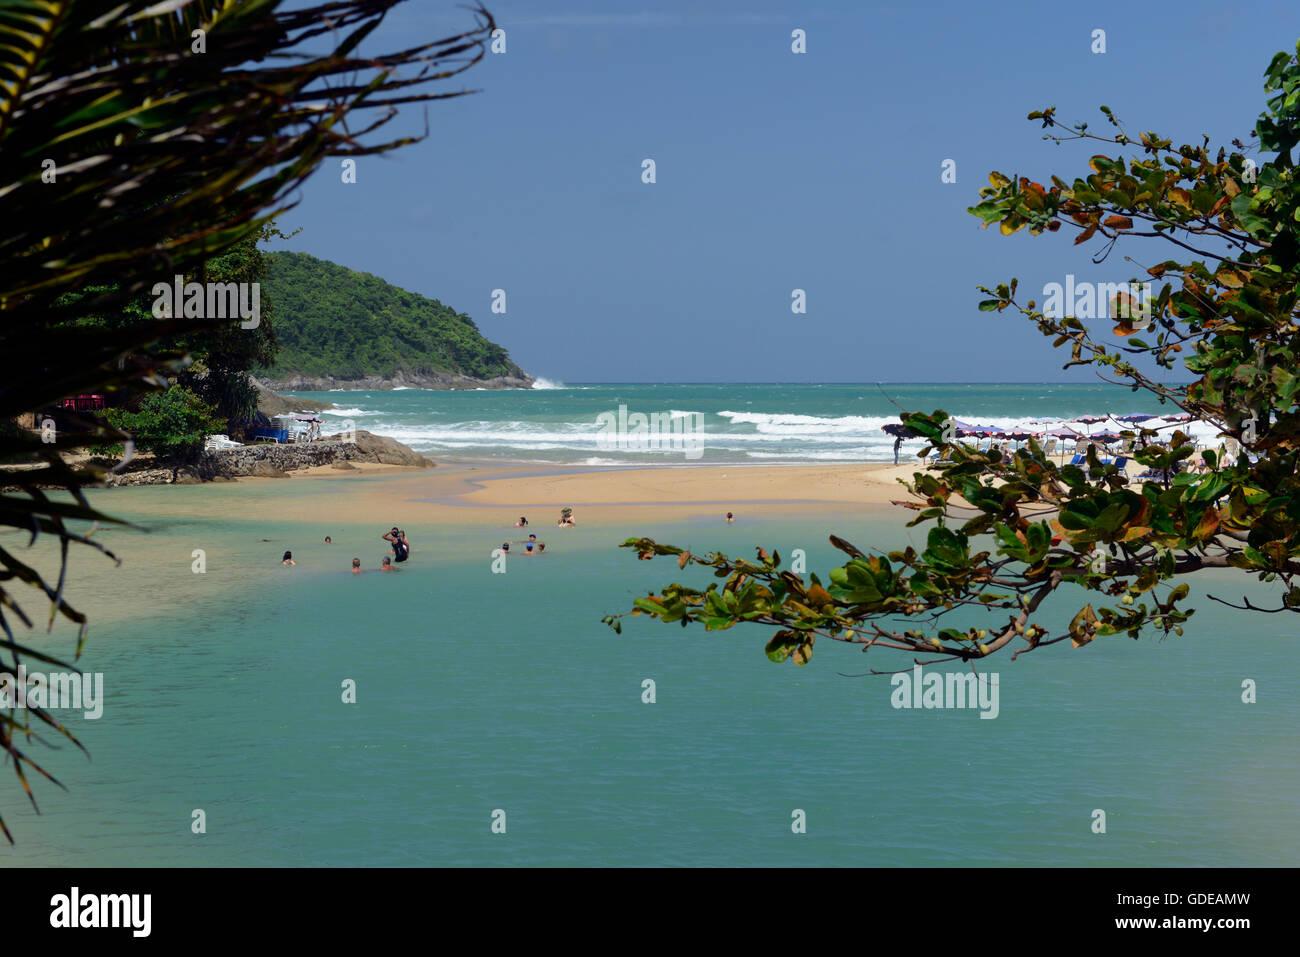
[273,0,1294,383]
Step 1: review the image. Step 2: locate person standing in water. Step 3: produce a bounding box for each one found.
[383,527,410,563]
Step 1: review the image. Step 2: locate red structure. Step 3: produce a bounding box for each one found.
[56,394,106,411]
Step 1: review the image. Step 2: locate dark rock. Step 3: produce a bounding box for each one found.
[254,380,335,417]
[102,430,431,485]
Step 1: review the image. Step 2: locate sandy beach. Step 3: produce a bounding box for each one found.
[120,460,924,526]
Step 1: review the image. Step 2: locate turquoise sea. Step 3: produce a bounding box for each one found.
[301,381,1219,465]
[3,384,1296,866]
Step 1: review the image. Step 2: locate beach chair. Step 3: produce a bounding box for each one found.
[926,447,953,469]
[1068,454,1085,466]
[1225,437,1240,460]
[1043,437,1058,457]
[1135,459,1181,482]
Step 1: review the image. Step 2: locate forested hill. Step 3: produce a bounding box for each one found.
[260,251,530,385]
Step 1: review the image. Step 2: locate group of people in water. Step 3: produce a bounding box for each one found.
[279,526,411,573]
[499,507,574,556]
[514,507,576,530]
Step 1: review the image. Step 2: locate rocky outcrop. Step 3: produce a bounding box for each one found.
[103,430,432,486]
[328,429,430,467]
[255,380,335,416]
[257,369,534,392]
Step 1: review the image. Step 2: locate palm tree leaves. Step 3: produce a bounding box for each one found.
[0,0,494,840]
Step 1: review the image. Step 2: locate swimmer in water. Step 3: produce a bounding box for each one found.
[351,558,362,574]
[381,556,395,571]
[282,550,296,566]
[725,512,734,523]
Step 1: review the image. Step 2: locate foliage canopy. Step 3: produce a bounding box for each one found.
[261,251,525,382]
[610,46,1300,673]
[0,0,494,841]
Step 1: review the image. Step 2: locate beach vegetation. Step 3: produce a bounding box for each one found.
[612,46,1300,669]
[0,0,494,841]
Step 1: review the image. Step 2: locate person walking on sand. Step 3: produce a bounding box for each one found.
[282,550,296,566]
[893,435,902,465]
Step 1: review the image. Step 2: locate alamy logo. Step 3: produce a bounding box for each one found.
[595,405,705,459]
[50,887,151,937]
[151,274,261,328]
[890,664,999,719]
[1042,274,1152,321]
[0,665,104,719]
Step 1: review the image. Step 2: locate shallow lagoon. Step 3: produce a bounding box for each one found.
[2,481,1297,866]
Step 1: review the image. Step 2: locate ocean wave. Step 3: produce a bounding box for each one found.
[531,377,566,390]
[745,450,875,461]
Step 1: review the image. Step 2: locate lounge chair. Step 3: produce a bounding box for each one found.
[926,447,953,469]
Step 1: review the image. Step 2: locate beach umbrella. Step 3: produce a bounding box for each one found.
[1070,413,1110,442]
[1113,413,1157,423]
[954,420,1004,438]
[1162,413,1193,423]
[881,422,916,437]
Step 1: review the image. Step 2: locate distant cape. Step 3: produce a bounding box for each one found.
[259,250,532,391]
